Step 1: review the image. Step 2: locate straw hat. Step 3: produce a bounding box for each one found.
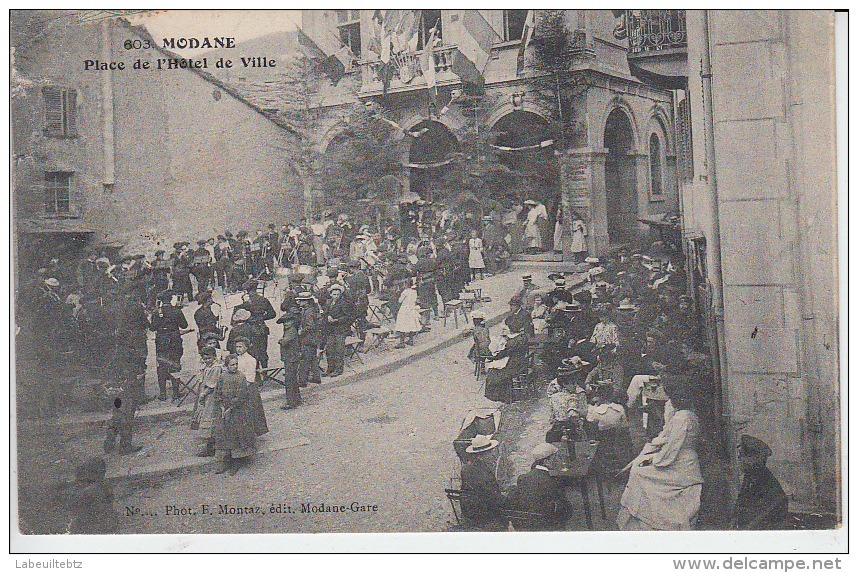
[44,278,60,287]
[465,434,499,454]
[232,308,251,321]
[532,443,558,462]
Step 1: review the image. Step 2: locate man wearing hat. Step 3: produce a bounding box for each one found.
[544,277,575,309]
[322,283,353,377]
[514,273,540,312]
[731,435,790,530]
[114,287,151,404]
[276,302,303,409]
[150,291,191,402]
[460,435,508,529]
[507,443,572,530]
[296,290,323,386]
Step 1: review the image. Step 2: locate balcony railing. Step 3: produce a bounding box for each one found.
[360,44,460,94]
[627,9,687,54]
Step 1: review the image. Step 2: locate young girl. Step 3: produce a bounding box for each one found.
[212,354,256,476]
[468,229,485,281]
[571,212,588,263]
[233,338,269,437]
[394,279,421,348]
[191,346,222,457]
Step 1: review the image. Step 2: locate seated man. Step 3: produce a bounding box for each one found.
[460,435,508,530]
[732,435,790,530]
[507,443,572,530]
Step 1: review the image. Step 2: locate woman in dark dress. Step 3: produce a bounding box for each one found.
[484,323,529,404]
[212,354,257,476]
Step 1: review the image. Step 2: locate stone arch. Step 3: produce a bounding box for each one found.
[316,121,351,155]
[485,100,552,132]
[401,111,465,134]
[596,97,640,150]
[646,105,674,155]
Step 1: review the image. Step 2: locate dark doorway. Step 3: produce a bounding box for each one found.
[604,108,638,245]
[408,120,459,203]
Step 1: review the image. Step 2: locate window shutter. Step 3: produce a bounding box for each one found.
[43,87,63,136]
[64,89,77,136]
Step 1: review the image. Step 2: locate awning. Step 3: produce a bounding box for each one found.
[17,218,95,234]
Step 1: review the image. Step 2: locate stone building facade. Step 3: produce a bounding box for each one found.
[12,11,304,269]
[300,9,680,256]
[678,10,839,512]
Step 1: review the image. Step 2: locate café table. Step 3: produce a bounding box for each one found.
[549,440,607,530]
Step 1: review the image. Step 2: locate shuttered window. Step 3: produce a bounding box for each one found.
[43,87,77,137]
[649,134,663,196]
[44,172,72,215]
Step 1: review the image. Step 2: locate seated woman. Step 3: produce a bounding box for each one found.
[484,321,529,404]
[466,310,491,362]
[459,435,508,530]
[586,387,634,476]
[545,379,579,443]
[617,377,703,530]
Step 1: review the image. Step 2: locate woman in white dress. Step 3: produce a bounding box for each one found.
[394,280,422,348]
[468,229,486,281]
[570,212,588,263]
[523,200,547,253]
[617,378,703,530]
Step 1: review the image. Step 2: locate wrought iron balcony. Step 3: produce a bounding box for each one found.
[626,9,687,55]
[359,44,461,96]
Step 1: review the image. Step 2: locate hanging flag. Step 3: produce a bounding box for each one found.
[379,61,395,95]
[420,25,438,104]
[317,53,346,86]
[517,10,535,75]
[448,10,500,86]
[396,10,420,53]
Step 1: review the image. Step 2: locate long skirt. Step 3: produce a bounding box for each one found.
[484,368,512,403]
[191,393,217,439]
[247,382,269,436]
[212,402,256,458]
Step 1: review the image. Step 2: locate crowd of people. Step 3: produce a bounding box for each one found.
[458,243,790,531]
[17,204,537,483]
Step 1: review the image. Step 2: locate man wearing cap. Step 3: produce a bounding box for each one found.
[513,274,540,312]
[507,443,572,530]
[460,435,509,530]
[236,280,276,368]
[731,435,790,530]
[277,303,303,409]
[191,240,212,296]
[171,244,194,304]
[194,292,222,352]
[150,291,190,402]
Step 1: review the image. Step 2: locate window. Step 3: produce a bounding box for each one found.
[649,133,663,196]
[418,10,442,49]
[503,10,528,42]
[44,172,72,215]
[43,87,77,137]
[337,9,361,58]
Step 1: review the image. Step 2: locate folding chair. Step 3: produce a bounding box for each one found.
[443,299,466,328]
[259,366,286,388]
[174,372,200,406]
[365,326,392,351]
[344,335,364,365]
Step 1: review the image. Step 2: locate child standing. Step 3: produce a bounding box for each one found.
[233,338,269,437]
[468,229,485,281]
[191,346,222,457]
[394,279,421,348]
[212,354,256,476]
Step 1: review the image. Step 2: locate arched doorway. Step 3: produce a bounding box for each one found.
[407,120,459,203]
[604,107,638,245]
[490,110,559,251]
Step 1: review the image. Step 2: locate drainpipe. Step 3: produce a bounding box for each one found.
[701,10,731,457]
[101,20,115,185]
